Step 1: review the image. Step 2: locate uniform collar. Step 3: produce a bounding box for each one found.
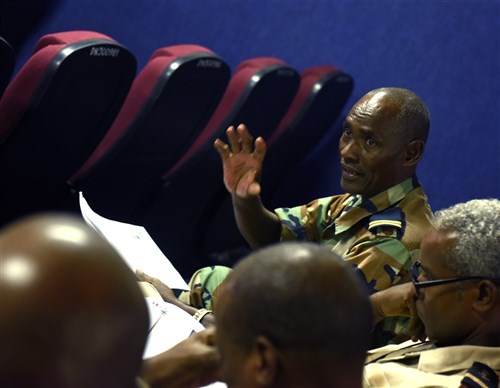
[367,340,500,374]
[418,345,500,373]
[333,176,419,234]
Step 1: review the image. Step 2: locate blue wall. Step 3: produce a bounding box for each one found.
[14,1,500,212]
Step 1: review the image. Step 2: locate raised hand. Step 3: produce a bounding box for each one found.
[214,123,266,198]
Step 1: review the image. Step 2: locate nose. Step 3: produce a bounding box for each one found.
[339,137,359,163]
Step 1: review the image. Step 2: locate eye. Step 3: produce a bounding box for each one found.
[365,137,376,147]
[342,128,353,138]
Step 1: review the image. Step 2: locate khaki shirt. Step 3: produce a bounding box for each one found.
[363,340,500,387]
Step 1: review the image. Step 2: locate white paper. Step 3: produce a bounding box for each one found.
[79,192,189,290]
[143,297,205,359]
[143,298,228,388]
[202,383,227,388]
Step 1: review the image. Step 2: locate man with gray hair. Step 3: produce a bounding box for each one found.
[365,198,500,387]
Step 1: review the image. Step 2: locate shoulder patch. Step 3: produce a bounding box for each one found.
[461,361,498,388]
[368,207,405,238]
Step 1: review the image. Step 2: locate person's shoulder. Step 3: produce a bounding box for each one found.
[399,185,432,216]
[397,186,433,247]
[421,344,500,364]
[288,193,351,214]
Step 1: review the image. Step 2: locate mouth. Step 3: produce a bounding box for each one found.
[341,163,362,178]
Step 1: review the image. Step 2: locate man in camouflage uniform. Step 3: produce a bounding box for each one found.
[165,87,432,346]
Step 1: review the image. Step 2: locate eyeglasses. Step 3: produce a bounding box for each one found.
[411,261,500,298]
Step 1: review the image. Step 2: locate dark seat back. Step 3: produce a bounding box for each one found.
[263,65,354,203]
[136,57,300,277]
[199,65,354,266]
[69,45,230,222]
[0,30,136,225]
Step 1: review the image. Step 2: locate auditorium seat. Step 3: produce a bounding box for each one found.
[135,57,301,277]
[263,65,354,202]
[0,30,136,225]
[199,65,354,266]
[0,37,15,98]
[69,45,231,222]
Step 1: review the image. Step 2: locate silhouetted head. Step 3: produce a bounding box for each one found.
[0,214,149,387]
[215,242,372,388]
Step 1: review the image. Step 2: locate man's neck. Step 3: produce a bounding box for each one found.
[436,326,500,348]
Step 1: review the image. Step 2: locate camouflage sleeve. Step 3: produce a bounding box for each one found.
[346,237,415,346]
[178,265,232,310]
[275,197,332,242]
[275,204,308,241]
[346,237,412,294]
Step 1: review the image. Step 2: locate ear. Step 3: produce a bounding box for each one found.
[403,140,425,166]
[250,336,279,387]
[472,280,498,313]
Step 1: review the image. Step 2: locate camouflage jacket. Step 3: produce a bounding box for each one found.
[275,176,432,293]
[275,176,433,345]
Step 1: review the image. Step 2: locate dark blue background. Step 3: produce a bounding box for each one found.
[12,1,500,212]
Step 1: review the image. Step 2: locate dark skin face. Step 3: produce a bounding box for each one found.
[339,91,416,198]
[215,276,257,388]
[416,228,481,346]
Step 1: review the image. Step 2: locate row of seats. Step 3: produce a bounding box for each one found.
[0,30,354,277]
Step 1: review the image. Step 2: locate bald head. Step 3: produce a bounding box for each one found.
[364,87,430,143]
[339,87,430,197]
[0,214,149,388]
[215,242,372,388]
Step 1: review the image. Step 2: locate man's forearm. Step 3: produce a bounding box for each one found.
[232,194,281,249]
